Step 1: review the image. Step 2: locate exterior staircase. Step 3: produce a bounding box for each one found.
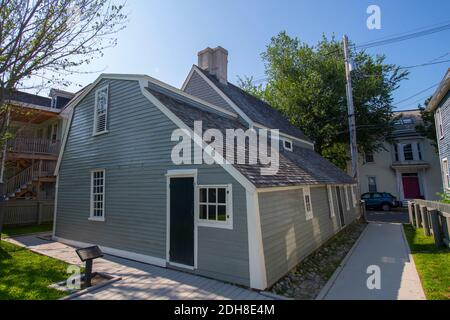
[3,160,56,200]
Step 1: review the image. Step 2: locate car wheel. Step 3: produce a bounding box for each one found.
[381,203,391,212]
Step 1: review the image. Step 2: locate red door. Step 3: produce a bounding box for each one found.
[402,176,421,199]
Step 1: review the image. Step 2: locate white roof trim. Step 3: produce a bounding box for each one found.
[141,81,256,192]
[55,73,256,193]
[61,73,237,118]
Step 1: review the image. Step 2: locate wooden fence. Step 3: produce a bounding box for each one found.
[0,200,54,227]
[408,199,450,248]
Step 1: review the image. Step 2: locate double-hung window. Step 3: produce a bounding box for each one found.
[303,187,313,220]
[90,169,105,221]
[93,85,109,135]
[368,176,377,192]
[327,185,335,218]
[344,186,350,211]
[442,158,450,190]
[198,185,232,229]
[437,108,444,139]
[351,185,357,207]
[403,144,414,161]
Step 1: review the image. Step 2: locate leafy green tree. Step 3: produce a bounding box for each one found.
[415,97,438,152]
[0,0,127,144]
[239,31,408,169]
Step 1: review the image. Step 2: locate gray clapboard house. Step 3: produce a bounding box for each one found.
[428,68,450,193]
[53,47,359,290]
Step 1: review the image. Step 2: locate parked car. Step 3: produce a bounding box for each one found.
[361,192,401,211]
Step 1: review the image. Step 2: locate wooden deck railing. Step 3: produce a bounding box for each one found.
[408,199,450,248]
[7,137,60,155]
[4,160,56,196]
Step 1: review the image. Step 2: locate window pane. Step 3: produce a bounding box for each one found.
[305,195,311,212]
[200,188,207,203]
[217,205,226,221]
[217,188,226,204]
[200,204,207,220]
[208,205,216,220]
[208,188,216,203]
[403,144,413,160]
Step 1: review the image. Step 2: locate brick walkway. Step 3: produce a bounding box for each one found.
[6,234,272,300]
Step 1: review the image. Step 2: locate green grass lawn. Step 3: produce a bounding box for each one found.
[1,224,53,238]
[0,240,69,300]
[403,225,450,300]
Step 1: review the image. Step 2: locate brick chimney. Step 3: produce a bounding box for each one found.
[198,46,228,84]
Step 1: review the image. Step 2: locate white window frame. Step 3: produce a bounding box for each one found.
[437,108,444,140]
[283,139,293,151]
[303,187,313,220]
[344,185,350,211]
[51,96,57,109]
[93,85,109,136]
[197,184,233,229]
[89,169,105,221]
[442,158,450,190]
[351,185,357,208]
[327,185,335,218]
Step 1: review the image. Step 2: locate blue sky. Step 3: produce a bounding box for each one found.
[63,0,450,111]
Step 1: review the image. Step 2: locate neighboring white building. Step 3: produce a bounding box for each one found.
[359,109,441,203]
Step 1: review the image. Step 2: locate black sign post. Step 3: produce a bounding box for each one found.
[75,246,103,287]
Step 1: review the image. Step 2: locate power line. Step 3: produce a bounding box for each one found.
[356,21,450,49]
[399,58,450,70]
[356,20,450,47]
[393,82,440,106]
[247,22,450,86]
[393,94,431,108]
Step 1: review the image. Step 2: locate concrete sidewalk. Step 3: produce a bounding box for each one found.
[5,234,271,300]
[318,223,425,300]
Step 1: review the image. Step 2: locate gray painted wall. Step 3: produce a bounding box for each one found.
[437,92,450,192]
[55,79,250,286]
[258,185,358,287]
[184,71,235,113]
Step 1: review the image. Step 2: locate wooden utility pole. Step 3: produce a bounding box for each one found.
[343,35,360,184]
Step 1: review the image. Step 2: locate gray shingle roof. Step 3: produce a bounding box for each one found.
[146,86,354,187]
[195,67,313,143]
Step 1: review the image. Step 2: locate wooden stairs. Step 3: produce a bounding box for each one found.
[3,160,56,200]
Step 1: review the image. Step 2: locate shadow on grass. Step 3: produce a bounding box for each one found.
[0,241,69,300]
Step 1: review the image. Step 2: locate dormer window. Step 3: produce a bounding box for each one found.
[283,139,293,151]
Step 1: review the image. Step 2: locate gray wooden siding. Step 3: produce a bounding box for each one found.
[437,92,450,191]
[258,186,357,287]
[184,71,235,113]
[56,79,250,286]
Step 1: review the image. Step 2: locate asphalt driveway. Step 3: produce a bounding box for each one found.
[366,209,409,224]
